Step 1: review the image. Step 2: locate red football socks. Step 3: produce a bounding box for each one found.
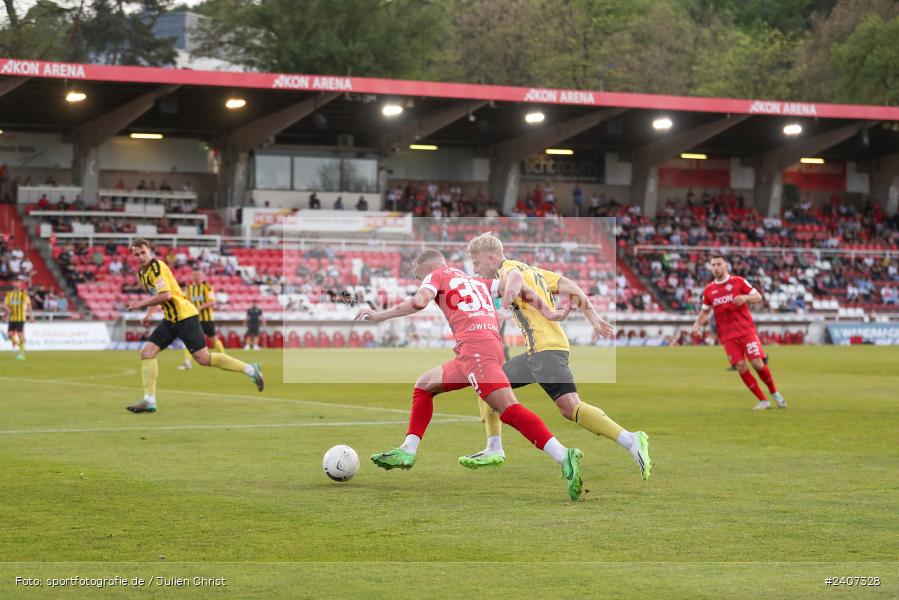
[739,369,767,401]
[407,388,434,439]
[756,366,778,394]
[500,403,553,450]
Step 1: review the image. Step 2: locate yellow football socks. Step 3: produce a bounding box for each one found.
[142,358,158,397]
[210,352,250,373]
[478,398,502,437]
[182,348,192,364]
[213,338,226,354]
[572,402,624,441]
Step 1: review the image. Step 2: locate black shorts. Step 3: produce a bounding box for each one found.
[247,325,260,337]
[503,350,577,401]
[200,321,216,337]
[7,321,24,333]
[149,315,207,354]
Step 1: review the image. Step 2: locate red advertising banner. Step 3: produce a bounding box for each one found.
[658,158,731,188]
[782,162,847,192]
[3,58,899,120]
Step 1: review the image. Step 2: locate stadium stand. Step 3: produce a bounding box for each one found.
[606,193,899,317]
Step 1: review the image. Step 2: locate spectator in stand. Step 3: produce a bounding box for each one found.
[334,196,344,210]
[160,180,172,191]
[137,180,147,190]
[91,249,104,268]
[18,256,33,282]
[882,285,897,305]
[183,181,194,192]
[74,195,86,211]
[573,185,583,217]
[148,180,157,191]
[45,175,57,186]
[309,192,321,209]
[109,257,124,275]
[356,196,368,211]
[115,179,126,190]
[37,194,50,210]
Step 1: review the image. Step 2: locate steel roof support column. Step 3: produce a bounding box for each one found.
[72,85,180,204]
[631,115,749,218]
[215,92,340,209]
[488,108,626,212]
[753,120,876,217]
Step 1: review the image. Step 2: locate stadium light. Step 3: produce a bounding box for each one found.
[525,111,545,124]
[409,144,438,151]
[0,129,4,134]
[545,148,573,155]
[225,97,247,109]
[783,123,802,135]
[65,91,87,103]
[680,153,707,160]
[382,104,403,117]
[800,157,824,164]
[652,117,673,130]
[130,133,164,140]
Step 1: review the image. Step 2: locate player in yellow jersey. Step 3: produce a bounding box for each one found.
[461,232,652,480]
[2,280,33,360]
[124,238,264,413]
[178,270,226,370]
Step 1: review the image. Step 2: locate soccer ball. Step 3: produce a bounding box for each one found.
[322,445,359,482]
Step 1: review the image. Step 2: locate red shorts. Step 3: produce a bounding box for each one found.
[722,332,764,365]
[441,341,510,400]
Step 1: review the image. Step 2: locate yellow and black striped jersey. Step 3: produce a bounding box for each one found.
[137,258,198,323]
[185,282,216,322]
[4,289,30,322]
[498,258,569,354]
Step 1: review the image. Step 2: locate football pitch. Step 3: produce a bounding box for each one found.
[1,346,897,598]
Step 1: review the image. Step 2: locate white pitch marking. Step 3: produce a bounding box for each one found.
[0,376,479,420]
[52,368,138,382]
[0,417,474,436]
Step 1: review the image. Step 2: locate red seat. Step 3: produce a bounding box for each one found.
[287,331,301,348]
[303,332,318,348]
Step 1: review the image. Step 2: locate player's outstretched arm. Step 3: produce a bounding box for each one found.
[127,291,172,311]
[692,306,711,335]
[519,286,570,321]
[500,269,523,310]
[354,288,435,323]
[733,290,763,306]
[557,276,614,339]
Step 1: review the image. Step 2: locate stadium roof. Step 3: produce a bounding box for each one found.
[2,58,898,161]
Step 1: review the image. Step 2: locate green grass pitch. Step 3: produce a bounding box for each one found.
[1,346,897,598]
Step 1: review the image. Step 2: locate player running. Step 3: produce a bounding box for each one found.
[691,254,785,411]
[355,249,587,501]
[125,238,264,413]
[461,232,652,481]
[179,270,227,370]
[2,281,33,360]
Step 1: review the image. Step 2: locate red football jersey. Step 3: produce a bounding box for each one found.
[419,266,501,347]
[701,275,758,342]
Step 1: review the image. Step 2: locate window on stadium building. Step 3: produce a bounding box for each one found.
[253,153,378,192]
[254,155,292,190]
[293,156,341,191]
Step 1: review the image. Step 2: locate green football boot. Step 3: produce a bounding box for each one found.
[458,450,505,469]
[248,362,264,392]
[634,431,652,481]
[371,448,416,470]
[561,447,584,501]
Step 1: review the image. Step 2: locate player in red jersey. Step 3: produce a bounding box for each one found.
[692,254,786,410]
[354,249,586,500]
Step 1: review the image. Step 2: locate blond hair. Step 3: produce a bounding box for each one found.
[467,232,504,255]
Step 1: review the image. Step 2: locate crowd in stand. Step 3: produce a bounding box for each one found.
[608,191,899,313]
